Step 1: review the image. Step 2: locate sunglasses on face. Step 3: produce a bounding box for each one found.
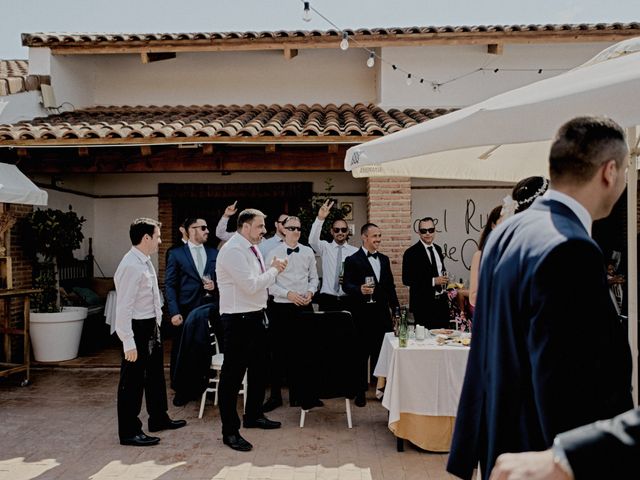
[190,225,209,231]
[419,227,436,234]
[333,227,349,233]
[285,226,302,232]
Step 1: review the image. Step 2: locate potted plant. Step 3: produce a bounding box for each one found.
[23,206,88,362]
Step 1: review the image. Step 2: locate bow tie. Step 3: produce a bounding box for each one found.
[287,247,299,255]
[367,251,379,259]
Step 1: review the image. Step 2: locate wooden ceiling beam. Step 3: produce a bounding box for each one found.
[283,47,298,60]
[140,52,177,63]
[487,43,504,55]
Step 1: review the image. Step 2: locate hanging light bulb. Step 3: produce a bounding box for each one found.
[406,73,413,86]
[366,52,375,68]
[340,32,349,51]
[302,2,312,22]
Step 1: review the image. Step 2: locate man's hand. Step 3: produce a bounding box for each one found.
[490,450,572,480]
[124,348,138,362]
[171,314,183,326]
[317,199,334,221]
[361,284,375,295]
[203,278,215,291]
[434,275,448,286]
[223,200,238,218]
[287,291,308,306]
[271,257,288,273]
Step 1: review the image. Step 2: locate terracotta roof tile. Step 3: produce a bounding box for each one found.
[21,23,640,49]
[0,60,50,97]
[0,104,454,144]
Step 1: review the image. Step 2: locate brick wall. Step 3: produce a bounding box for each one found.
[157,197,172,285]
[366,177,412,306]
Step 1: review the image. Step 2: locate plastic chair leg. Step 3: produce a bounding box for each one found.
[345,398,353,428]
[300,409,307,428]
[198,390,207,419]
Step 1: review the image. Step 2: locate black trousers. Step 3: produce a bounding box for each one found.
[266,302,313,401]
[317,293,349,313]
[353,302,392,392]
[117,318,168,439]
[217,311,268,436]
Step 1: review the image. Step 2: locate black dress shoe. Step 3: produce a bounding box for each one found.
[355,392,367,407]
[243,415,282,429]
[223,433,253,452]
[120,432,160,447]
[262,397,283,413]
[148,418,187,432]
[173,394,189,407]
[301,398,325,410]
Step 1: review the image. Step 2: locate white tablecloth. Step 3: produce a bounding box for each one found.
[374,332,470,425]
[104,290,117,334]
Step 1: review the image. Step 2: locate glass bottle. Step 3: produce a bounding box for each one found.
[392,307,401,337]
[398,307,408,347]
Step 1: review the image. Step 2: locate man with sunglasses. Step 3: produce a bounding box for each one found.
[402,217,450,329]
[165,217,218,403]
[309,199,358,312]
[263,216,319,411]
[259,212,289,259]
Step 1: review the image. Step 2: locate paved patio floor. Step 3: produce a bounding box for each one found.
[0,353,461,480]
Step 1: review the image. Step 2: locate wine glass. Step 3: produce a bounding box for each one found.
[364,275,376,303]
[202,274,213,297]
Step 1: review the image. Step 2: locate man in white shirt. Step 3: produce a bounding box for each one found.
[309,199,358,312]
[114,218,186,447]
[263,215,319,412]
[215,209,288,452]
[259,212,288,258]
[215,201,238,247]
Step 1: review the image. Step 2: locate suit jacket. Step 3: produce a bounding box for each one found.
[559,407,640,479]
[402,241,448,324]
[165,243,218,317]
[447,198,632,480]
[342,248,399,319]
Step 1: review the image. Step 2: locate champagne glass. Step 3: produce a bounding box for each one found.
[202,274,213,297]
[364,276,376,303]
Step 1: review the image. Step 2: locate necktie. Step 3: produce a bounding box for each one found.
[146,259,163,327]
[334,245,344,293]
[287,247,299,255]
[195,246,205,277]
[427,246,439,277]
[250,245,265,273]
[367,251,379,259]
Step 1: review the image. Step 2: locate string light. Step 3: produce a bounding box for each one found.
[297,0,568,90]
[367,52,375,68]
[302,2,312,22]
[340,32,349,50]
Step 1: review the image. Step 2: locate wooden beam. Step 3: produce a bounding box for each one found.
[328,144,339,154]
[16,148,28,158]
[265,144,276,153]
[202,144,214,155]
[140,52,177,64]
[487,43,504,55]
[78,147,89,157]
[140,145,152,156]
[283,48,298,60]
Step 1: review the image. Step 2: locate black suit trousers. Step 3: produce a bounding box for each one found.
[117,318,168,439]
[217,311,268,435]
[354,302,392,391]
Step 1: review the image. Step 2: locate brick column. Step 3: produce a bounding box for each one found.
[366,177,412,306]
[157,197,172,286]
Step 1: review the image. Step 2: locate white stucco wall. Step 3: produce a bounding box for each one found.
[0,90,48,123]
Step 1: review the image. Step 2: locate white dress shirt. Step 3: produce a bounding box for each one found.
[362,246,381,280]
[309,218,358,296]
[267,242,319,303]
[114,247,163,352]
[216,232,279,314]
[258,233,284,258]
[215,216,234,242]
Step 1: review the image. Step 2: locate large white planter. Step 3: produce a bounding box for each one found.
[30,307,88,362]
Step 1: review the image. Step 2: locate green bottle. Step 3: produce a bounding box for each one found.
[398,307,408,347]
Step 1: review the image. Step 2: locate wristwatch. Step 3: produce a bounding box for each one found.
[552,437,575,479]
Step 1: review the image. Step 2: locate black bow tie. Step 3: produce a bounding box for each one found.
[367,251,379,259]
[287,247,299,255]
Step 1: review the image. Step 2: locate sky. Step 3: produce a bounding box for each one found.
[1,0,638,58]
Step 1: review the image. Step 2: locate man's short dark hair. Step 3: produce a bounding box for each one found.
[332,217,348,228]
[549,116,628,183]
[181,217,199,230]
[419,217,435,225]
[361,222,379,235]
[237,209,266,229]
[130,218,160,245]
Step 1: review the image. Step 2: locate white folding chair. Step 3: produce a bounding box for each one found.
[198,332,247,419]
[300,398,352,428]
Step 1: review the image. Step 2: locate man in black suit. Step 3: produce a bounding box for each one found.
[402,217,450,329]
[165,217,218,401]
[343,222,399,407]
[490,407,640,479]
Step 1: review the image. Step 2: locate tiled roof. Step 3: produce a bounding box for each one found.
[0,60,50,97]
[22,22,640,48]
[0,103,454,144]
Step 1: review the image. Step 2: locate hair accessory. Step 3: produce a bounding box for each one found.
[500,195,518,219]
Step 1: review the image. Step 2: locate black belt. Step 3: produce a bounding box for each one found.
[321,293,346,300]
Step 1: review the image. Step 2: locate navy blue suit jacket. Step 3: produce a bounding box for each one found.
[447,198,632,480]
[165,243,218,318]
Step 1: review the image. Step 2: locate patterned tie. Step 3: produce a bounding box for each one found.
[195,245,205,277]
[146,259,163,329]
[334,245,344,294]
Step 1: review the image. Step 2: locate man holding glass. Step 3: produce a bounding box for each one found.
[402,217,450,329]
[343,223,399,407]
[165,217,218,402]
